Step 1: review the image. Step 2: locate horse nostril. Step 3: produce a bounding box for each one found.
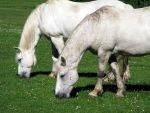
[17,73,24,79]
[16,73,19,76]
[55,93,67,98]
[21,72,27,77]
[55,93,60,98]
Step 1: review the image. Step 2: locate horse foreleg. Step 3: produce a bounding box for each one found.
[89,49,111,97]
[122,56,130,82]
[49,36,64,77]
[110,62,125,97]
[103,54,117,82]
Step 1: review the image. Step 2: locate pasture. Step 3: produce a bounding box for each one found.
[0,0,150,113]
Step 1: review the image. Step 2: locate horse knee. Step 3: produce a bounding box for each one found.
[97,70,105,78]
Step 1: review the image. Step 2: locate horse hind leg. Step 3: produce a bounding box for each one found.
[103,55,131,83]
[122,56,130,82]
[110,62,125,97]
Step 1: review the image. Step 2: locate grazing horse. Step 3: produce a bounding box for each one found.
[15,0,132,78]
[54,5,150,98]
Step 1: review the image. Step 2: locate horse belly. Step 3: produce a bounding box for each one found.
[116,36,150,55]
[40,18,62,37]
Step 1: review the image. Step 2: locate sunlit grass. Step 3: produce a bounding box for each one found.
[0,0,150,113]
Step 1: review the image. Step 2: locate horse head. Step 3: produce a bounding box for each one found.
[54,56,79,98]
[15,47,36,78]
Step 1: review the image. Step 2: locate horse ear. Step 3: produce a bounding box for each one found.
[52,56,58,63]
[14,47,21,54]
[33,55,37,66]
[61,57,66,66]
[14,47,22,62]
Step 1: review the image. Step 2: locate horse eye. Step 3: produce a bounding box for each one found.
[60,74,65,78]
[16,58,22,63]
[18,58,22,62]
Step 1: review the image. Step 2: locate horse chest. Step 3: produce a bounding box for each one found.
[40,18,57,35]
[91,44,99,51]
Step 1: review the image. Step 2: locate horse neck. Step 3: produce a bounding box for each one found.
[61,33,88,69]
[19,9,41,53]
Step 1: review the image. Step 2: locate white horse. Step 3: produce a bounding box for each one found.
[54,5,150,98]
[15,0,132,78]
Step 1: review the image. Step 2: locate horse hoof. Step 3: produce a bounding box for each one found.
[123,76,130,82]
[49,72,56,78]
[89,91,98,97]
[115,93,124,98]
[89,89,103,97]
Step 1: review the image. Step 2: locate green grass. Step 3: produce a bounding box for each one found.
[0,0,150,113]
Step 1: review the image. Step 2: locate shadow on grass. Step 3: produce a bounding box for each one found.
[72,73,150,97]
[30,71,98,77]
[71,84,150,98]
[30,71,50,77]
[30,71,150,97]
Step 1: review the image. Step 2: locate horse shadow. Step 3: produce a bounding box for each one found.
[30,71,150,97]
[30,71,97,77]
[71,72,150,97]
[70,83,150,97]
[30,71,50,77]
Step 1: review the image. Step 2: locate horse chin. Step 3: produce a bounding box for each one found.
[55,86,73,98]
[55,92,70,98]
[18,69,31,78]
[18,65,32,78]
[18,72,31,78]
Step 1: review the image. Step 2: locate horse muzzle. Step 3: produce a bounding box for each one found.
[18,71,30,78]
[55,92,70,98]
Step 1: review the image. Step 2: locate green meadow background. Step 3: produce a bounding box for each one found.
[0,0,150,113]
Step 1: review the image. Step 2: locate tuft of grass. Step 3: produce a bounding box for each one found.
[0,0,150,113]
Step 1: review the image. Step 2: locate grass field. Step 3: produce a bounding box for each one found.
[0,0,150,113]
